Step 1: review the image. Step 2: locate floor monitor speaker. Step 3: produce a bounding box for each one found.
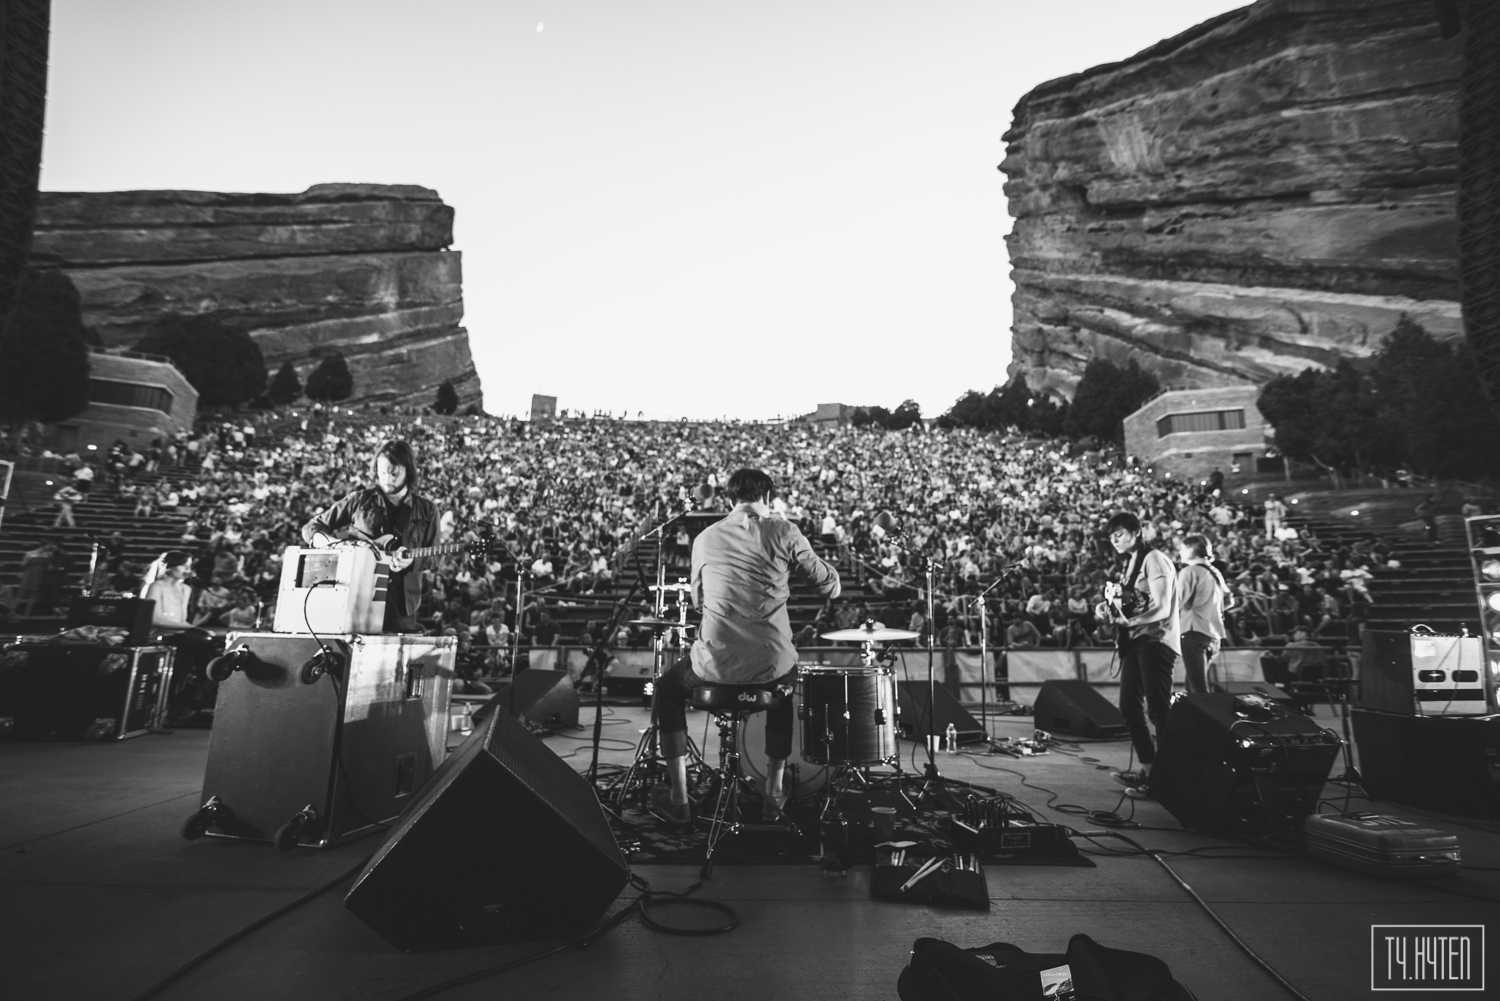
[1151,693,1340,838]
[1032,680,1127,739]
[345,709,628,949]
[475,669,579,729]
[896,681,986,744]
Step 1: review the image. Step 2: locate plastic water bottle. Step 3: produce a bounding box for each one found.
[945,723,957,754]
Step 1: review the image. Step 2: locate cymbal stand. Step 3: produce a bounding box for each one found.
[608,517,706,810]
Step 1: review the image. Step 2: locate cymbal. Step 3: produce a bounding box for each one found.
[821,626,920,642]
[628,617,692,630]
[649,583,692,591]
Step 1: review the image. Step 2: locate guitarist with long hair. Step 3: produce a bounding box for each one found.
[301,439,436,633]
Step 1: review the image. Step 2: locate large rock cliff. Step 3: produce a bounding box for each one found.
[1001,0,1464,399]
[31,184,482,409]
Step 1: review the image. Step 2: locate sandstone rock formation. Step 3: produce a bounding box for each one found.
[1001,0,1464,399]
[30,184,482,409]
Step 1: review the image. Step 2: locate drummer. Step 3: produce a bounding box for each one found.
[653,467,841,825]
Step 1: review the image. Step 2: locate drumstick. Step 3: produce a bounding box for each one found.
[899,856,944,893]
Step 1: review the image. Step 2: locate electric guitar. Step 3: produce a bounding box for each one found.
[1101,581,1131,624]
[338,527,495,573]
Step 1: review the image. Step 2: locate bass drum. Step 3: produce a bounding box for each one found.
[797,665,898,765]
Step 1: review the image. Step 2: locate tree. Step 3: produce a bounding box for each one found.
[1259,361,1377,484]
[305,352,354,402]
[134,314,266,407]
[887,399,922,430]
[266,361,301,406]
[1029,394,1069,437]
[0,266,92,422]
[432,379,459,415]
[1064,358,1159,444]
[991,378,1035,429]
[942,389,988,429]
[1369,316,1500,479]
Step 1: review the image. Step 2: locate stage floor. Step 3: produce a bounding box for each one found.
[1,703,1496,1001]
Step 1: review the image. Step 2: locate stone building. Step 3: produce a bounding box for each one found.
[1122,385,1267,483]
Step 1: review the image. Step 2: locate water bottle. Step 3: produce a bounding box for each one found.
[945,723,957,754]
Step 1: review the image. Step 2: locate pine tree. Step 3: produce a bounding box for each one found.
[266,361,301,405]
[305,352,354,402]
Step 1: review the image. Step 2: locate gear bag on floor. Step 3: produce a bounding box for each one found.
[897,934,1198,1001]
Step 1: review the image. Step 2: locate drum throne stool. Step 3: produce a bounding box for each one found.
[689,679,792,876]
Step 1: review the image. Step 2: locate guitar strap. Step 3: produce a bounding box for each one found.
[1122,541,1148,592]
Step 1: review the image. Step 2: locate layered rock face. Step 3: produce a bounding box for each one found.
[1001,0,1464,399]
[31,184,483,409]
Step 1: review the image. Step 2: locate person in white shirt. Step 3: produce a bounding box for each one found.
[1264,494,1288,537]
[141,551,203,628]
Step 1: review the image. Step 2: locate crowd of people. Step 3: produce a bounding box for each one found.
[7,404,1391,666]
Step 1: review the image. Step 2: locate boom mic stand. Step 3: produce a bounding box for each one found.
[972,562,1024,744]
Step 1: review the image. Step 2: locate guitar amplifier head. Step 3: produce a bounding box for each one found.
[273,547,389,634]
[1410,634,1488,716]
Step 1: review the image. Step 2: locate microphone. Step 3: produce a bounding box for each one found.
[694,483,714,506]
[874,510,900,534]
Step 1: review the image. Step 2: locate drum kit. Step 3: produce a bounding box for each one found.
[607,600,926,819]
[800,623,920,814]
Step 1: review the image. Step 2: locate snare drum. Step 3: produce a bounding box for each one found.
[797,665,899,765]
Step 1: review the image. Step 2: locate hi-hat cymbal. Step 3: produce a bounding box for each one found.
[628,617,692,630]
[821,626,920,642]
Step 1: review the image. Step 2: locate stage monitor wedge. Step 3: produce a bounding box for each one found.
[1032,680,1127,739]
[896,681,986,745]
[474,669,580,730]
[1151,693,1340,838]
[345,708,628,950]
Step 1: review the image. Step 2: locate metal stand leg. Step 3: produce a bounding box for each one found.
[702,713,755,878]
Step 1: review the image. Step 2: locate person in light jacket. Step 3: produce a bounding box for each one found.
[1176,534,1232,693]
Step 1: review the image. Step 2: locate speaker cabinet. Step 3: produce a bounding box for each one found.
[1151,693,1341,838]
[476,669,579,729]
[198,632,453,847]
[1353,709,1500,818]
[896,681,986,744]
[1032,680,1127,739]
[345,709,628,950]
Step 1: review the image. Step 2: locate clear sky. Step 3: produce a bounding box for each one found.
[40,1,1244,420]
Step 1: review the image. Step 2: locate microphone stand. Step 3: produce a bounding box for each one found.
[877,528,959,805]
[584,578,646,789]
[973,563,1024,743]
